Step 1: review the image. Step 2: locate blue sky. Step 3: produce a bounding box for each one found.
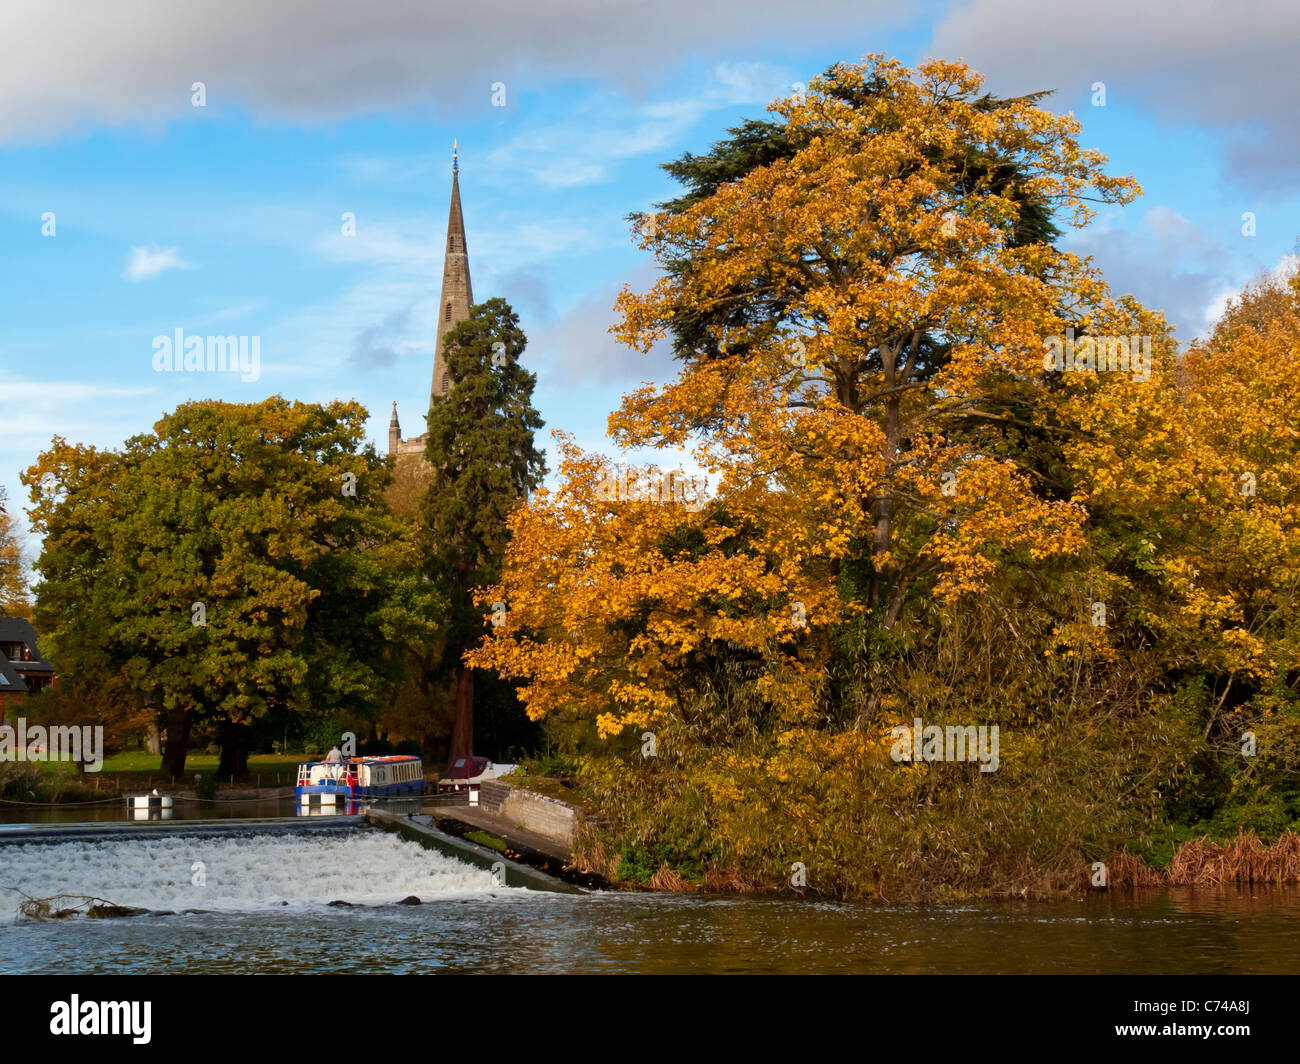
[3,0,1298,566]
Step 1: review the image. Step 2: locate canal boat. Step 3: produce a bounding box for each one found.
[295,754,425,804]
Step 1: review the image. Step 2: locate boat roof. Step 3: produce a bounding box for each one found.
[299,754,420,765]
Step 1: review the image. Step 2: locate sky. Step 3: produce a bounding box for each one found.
[3,0,1299,568]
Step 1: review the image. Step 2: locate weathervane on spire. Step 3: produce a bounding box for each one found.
[452,138,459,174]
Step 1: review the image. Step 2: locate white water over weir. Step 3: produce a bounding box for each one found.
[0,828,510,922]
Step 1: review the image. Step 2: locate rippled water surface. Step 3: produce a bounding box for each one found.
[3,826,1299,974]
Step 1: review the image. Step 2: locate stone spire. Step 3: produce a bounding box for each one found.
[388,401,401,454]
[431,140,473,407]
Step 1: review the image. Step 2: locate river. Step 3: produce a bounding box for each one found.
[2,822,1299,974]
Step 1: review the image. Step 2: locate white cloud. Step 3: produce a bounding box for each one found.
[0,378,154,411]
[1203,252,1300,329]
[1062,206,1229,342]
[927,0,1300,189]
[0,1,899,144]
[124,244,192,281]
[529,264,677,388]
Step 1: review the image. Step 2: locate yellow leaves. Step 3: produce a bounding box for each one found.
[1053,270,1300,680]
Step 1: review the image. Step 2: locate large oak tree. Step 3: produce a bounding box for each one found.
[24,397,439,778]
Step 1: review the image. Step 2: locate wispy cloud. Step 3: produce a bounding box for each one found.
[529,264,677,388]
[124,244,192,281]
[349,303,415,369]
[484,61,795,190]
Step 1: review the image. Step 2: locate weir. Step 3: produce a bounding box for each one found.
[0,815,364,846]
[365,809,582,893]
[0,814,579,922]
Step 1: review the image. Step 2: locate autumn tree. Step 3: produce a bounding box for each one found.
[421,298,546,760]
[479,56,1139,722]
[24,398,439,778]
[470,57,1190,896]
[0,486,30,619]
[1058,269,1300,834]
[644,80,1061,366]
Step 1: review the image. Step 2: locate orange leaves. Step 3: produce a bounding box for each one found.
[477,55,1158,750]
[918,456,1088,603]
[1053,272,1300,681]
[468,431,836,734]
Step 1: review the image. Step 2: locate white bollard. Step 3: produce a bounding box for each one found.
[128,794,173,810]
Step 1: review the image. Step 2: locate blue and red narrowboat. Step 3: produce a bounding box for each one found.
[295,755,425,805]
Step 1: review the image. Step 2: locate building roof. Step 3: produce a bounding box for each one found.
[0,655,28,693]
[0,616,54,672]
[0,617,40,645]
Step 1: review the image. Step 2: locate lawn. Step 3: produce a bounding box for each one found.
[39,751,309,789]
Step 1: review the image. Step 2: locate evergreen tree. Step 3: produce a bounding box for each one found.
[421,298,547,759]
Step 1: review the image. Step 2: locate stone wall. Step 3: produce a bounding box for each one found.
[478,780,580,845]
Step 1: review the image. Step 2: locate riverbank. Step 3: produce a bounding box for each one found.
[9,761,1300,902]
[0,751,311,806]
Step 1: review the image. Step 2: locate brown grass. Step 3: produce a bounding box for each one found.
[702,866,753,893]
[571,830,621,881]
[648,862,694,892]
[1102,831,1300,888]
[1097,848,1165,889]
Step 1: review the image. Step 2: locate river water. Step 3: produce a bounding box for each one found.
[2,823,1299,974]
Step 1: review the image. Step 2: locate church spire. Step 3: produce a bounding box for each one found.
[431,141,473,407]
[388,400,401,454]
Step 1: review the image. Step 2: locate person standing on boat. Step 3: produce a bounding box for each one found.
[325,745,343,764]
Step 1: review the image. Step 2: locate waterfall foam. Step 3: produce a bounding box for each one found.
[0,828,511,921]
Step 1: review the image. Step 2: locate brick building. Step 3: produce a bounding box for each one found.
[0,617,57,723]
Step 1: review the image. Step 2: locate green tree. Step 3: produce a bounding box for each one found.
[24,398,439,778]
[421,298,547,759]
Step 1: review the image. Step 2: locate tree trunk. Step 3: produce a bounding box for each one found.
[161,707,192,779]
[217,720,252,779]
[448,666,474,759]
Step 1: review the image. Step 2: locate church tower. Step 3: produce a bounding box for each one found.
[390,141,474,458]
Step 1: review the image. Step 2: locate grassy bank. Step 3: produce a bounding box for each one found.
[1,752,310,804]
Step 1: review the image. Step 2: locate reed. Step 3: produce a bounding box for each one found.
[1108,831,1300,887]
[648,862,693,892]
